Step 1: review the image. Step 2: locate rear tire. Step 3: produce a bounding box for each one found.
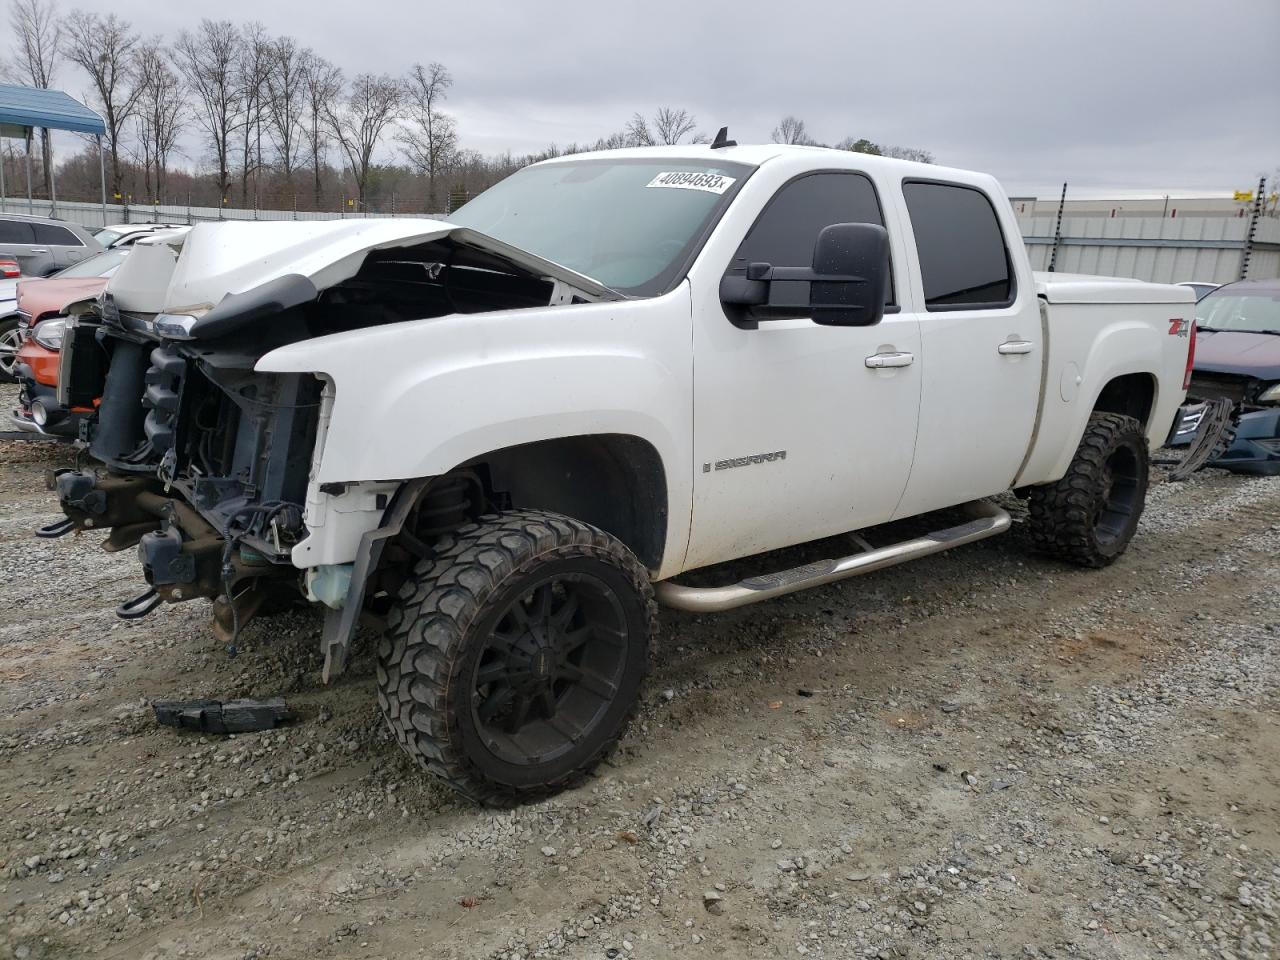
[1028,412,1149,568]
[377,509,655,806]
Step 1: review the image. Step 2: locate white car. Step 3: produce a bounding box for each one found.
[0,276,22,381]
[50,142,1193,804]
[1176,280,1220,301]
[91,222,189,249]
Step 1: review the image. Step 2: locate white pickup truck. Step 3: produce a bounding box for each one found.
[48,141,1194,804]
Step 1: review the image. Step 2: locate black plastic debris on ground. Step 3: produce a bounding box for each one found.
[153,698,291,734]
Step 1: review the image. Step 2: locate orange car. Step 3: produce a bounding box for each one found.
[11,249,125,437]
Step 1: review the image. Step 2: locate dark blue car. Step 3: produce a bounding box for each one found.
[1169,278,1280,476]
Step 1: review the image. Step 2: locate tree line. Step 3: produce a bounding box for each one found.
[2,0,934,215]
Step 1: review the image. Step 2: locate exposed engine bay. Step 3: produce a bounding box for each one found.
[51,227,606,649]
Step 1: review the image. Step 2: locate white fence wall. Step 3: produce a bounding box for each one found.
[5,196,1278,284]
[1018,215,1280,283]
[0,197,443,227]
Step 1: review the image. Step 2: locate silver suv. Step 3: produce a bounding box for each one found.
[0,213,103,277]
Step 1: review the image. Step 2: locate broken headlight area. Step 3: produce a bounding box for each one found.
[52,327,322,637]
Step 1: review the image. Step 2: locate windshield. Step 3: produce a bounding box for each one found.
[450,157,753,296]
[1196,290,1280,334]
[53,249,129,279]
[92,227,129,246]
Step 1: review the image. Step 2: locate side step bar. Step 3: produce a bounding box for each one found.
[656,500,1011,613]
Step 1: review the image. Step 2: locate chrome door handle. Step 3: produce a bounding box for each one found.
[865,351,915,369]
[29,247,48,254]
[998,340,1035,355]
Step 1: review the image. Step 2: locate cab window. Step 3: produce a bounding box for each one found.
[903,181,1013,310]
[726,172,894,306]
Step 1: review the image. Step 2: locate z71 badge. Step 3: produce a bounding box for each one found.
[703,450,787,472]
[1168,318,1191,337]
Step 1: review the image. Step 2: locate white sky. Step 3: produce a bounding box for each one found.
[32,0,1280,199]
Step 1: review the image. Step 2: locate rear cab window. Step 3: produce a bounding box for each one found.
[726,172,896,307]
[902,180,1013,310]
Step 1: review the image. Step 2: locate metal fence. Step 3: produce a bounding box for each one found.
[1018,214,1280,284]
[5,194,1278,284]
[0,196,449,228]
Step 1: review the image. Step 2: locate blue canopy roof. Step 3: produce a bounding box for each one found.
[0,83,105,136]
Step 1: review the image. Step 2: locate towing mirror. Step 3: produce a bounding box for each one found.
[719,222,889,328]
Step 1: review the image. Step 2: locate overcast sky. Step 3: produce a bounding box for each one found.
[46,0,1280,198]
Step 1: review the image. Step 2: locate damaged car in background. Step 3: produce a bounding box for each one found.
[1168,278,1280,476]
[43,145,1194,804]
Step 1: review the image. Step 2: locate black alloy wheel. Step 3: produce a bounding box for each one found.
[377,509,654,806]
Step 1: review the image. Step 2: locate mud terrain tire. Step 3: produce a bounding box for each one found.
[377,510,655,806]
[1028,412,1150,568]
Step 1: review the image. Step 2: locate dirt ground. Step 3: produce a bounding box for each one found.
[1,388,1277,960]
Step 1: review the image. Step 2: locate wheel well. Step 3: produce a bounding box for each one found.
[462,434,668,571]
[1092,373,1156,427]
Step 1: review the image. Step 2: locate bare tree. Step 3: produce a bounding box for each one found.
[771,115,812,145]
[625,112,654,147]
[301,51,341,208]
[236,21,273,207]
[264,35,305,190]
[62,9,141,199]
[878,144,935,163]
[133,38,184,202]
[10,0,60,199]
[175,19,241,204]
[324,72,401,210]
[652,107,697,145]
[626,107,698,146]
[835,136,933,163]
[399,62,456,213]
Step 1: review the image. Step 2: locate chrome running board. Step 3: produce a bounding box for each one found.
[656,500,1011,613]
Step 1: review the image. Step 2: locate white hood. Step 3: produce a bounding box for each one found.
[105,218,620,315]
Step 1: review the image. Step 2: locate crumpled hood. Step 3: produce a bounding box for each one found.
[105,218,620,316]
[1194,329,1280,380]
[17,276,109,320]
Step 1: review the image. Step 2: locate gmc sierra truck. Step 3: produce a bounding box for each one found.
[45,141,1195,804]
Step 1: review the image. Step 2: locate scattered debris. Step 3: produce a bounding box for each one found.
[152,697,291,734]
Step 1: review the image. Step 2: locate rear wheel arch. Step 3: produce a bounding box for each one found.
[1090,372,1157,428]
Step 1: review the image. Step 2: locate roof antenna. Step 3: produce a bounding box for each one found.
[710,126,736,149]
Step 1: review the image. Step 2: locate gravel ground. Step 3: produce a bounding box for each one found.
[0,382,1277,960]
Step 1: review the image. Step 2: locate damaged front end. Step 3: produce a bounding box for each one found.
[48,219,614,670]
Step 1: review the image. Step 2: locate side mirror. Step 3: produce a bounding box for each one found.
[719,222,889,327]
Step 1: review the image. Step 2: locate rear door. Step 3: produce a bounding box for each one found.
[32,221,93,270]
[0,218,41,275]
[892,179,1041,518]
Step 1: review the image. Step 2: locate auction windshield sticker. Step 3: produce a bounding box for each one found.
[645,171,737,194]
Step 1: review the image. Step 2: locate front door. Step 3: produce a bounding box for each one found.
[684,171,921,571]
[892,179,1041,519]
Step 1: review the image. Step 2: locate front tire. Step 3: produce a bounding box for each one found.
[377,509,655,806]
[0,318,22,383]
[1028,412,1150,568]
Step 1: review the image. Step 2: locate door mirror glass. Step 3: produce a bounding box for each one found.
[720,222,889,327]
